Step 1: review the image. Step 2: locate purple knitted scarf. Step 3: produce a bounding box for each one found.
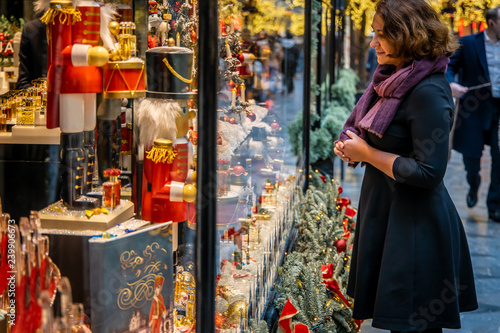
[338,55,449,141]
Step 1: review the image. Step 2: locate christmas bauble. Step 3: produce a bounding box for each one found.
[190,29,197,43]
[229,118,236,124]
[338,185,343,195]
[247,112,256,122]
[270,121,280,130]
[336,239,347,252]
[232,164,245,176]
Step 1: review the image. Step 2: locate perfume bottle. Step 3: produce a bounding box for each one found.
[0,114,6,133]
[103,168,122,209]
[119,22,137,60]
[17,95,35,126]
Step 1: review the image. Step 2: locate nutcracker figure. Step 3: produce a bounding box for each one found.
[99,17,145,184]
[149,275,166,333]
[41,0,110,209]
[137,46,197,224]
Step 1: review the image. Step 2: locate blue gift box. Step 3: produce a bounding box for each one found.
[89,222,174,333]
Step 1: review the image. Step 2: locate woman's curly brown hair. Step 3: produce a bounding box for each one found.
[376,0,459,61]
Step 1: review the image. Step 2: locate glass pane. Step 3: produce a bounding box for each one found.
[214,0,305,328]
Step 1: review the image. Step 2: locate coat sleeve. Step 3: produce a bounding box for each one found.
[392,79,453,189]
[445,39,463,84]
[15,24,35,90]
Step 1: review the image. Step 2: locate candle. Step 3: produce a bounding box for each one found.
[231,88,236,108]
[253,64,258,87]
[176,33,180,47]
[240,83,245,102]
[230,21,234,34]
[225,42,232,59]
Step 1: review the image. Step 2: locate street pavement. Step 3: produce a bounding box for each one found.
[336,148,500,333]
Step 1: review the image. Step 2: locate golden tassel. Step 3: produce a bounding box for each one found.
[41,7,82,26]
[146,146,178,164]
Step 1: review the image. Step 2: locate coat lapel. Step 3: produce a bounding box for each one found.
[474,32,490,82]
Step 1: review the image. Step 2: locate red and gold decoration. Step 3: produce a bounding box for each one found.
[278,299,311,333]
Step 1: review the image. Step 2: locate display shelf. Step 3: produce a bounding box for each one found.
[39,200,135,231]
[0,125,60,145]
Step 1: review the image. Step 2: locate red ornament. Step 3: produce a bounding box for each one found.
[173,1,181,11]
[224,115,230,122]
[170,20,177,30]
[270,121,280,130]
[190,29,197,43]
[215,312,226,328]
[188,130,198,145]
[247,112,256,122]
[148,34,159,48]
[337,197,351,208]
[335,239,347,253]
[232,164,245,176]
[227,80,236,90]
[229,117,236,124]
[338,185,343,195]
[265,100,274,111]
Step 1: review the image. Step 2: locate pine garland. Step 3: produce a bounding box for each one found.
[274,175,358,332]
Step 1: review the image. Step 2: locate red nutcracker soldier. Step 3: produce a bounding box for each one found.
[41,0,109,209]
[149,275,167,333]
[137,46,197,223]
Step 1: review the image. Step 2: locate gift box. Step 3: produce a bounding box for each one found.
[89,222,174,333]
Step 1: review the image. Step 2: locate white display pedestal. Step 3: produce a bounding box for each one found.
[39,200,135,232]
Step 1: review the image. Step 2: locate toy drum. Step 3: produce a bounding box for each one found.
[103,59,146,99]
[145,46,196,99]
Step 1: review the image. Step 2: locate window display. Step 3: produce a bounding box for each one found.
[0,0,315,331]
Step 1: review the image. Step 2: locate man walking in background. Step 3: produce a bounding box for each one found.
[446,6,500,222]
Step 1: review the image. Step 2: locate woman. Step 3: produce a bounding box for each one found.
[334,0,478,332]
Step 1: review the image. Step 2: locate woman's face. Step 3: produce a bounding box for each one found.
[370,13,403,66]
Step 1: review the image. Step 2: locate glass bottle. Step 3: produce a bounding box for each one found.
[4,93,13,120]
[119,22,137,60]
[0,114,6,133]
[103,168,122,209]
[17,95,35,126]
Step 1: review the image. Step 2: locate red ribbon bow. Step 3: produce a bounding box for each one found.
[321,263,350,308]
[278,299,311,333]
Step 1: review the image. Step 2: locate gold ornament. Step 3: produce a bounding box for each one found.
[108,21,120,38]
[88,46,109,67]
[183,184,197,203]
[226,300,248,325]
[109,49,120,61]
